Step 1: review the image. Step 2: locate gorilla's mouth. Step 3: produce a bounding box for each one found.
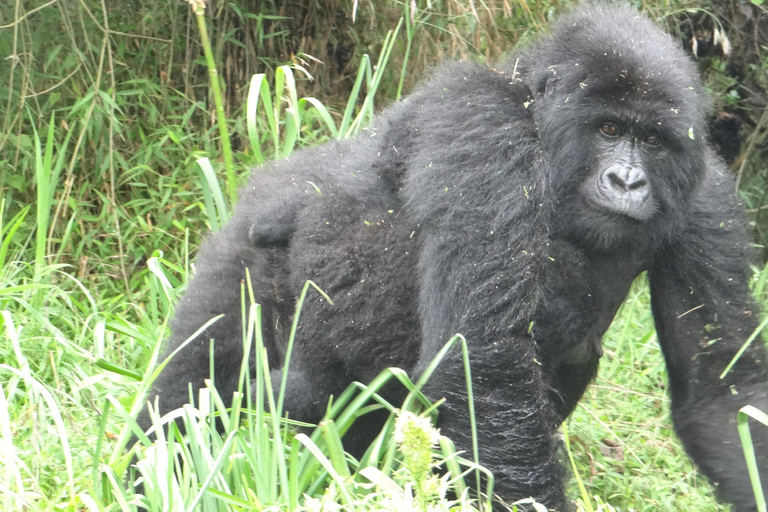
[550,196,647,252]
[590,196,654,222]
[583,201,644,230]
[581,174,655,222]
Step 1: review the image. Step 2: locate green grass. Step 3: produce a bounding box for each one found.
[567,278,729,511]
[3,192,760,511]
[0,170,764,511]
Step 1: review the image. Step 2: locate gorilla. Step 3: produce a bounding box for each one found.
[139,3,768,510]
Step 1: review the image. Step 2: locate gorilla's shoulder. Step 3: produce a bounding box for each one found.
[379,59,537,152]
[404,60,534,116]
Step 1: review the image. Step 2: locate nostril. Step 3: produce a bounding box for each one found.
[628,179,647,191]
[608,172,626,189]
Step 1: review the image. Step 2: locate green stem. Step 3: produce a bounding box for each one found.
[195,5,236,205]
[396,9,414,101]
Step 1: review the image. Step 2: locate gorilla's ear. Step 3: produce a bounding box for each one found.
[532,66,561,98]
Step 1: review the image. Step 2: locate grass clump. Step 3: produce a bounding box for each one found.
[121,307,489,511]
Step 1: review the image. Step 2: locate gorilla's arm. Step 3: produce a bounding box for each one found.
[415,225,569,508]
[415,218,570,507]
[398,62,570,508]
[649,162,768,511]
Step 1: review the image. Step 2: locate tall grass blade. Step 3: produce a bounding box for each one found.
[298,97,339,139]
[1,364,76,504]
[197,156,230,231]
[193,3,236,203]
[752,260,768,301]
[247,73,278,163]
[563,422,595,512]
[737,405,768,512]
[338,54,371,137]
[721,315,768,378]
[345,19,403,138]
[0,202,30,273]
[31,114,50,280]
[275,66,300,158]
[29,112,70,281]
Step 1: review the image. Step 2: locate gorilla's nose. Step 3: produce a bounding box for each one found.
[604,167,649,194]
[595,165,654,221]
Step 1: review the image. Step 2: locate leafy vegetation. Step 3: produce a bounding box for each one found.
[1,0,767,510]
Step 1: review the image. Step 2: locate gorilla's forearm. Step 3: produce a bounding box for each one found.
[649,163,768,511]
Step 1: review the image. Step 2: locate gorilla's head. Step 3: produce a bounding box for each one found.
[525,3,711,252]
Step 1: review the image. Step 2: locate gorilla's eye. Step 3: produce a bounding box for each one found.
[600,123,619,137]
[643,134,661,146]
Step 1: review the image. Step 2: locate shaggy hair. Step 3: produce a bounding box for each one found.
[140,4,768,510]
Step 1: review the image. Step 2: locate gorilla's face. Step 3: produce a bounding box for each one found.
[580,121,660,223]
[530,26,710,253]
[548,104,703,253]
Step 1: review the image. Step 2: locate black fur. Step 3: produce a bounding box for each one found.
[139,4,768,510]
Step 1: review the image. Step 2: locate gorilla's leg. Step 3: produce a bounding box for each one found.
[267,365,346,422]
[138,219,290,432]
[269,188,420,447]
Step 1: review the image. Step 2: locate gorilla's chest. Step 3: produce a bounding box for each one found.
[532,243,645,368]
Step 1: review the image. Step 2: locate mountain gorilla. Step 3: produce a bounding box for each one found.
[139,3,768,510]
